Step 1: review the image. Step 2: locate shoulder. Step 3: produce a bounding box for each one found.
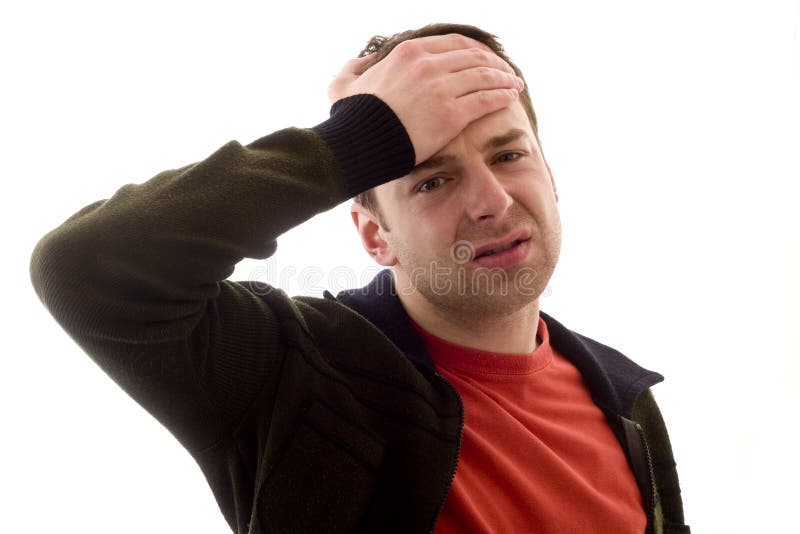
[239,282,426,385]
[541,311,664,418]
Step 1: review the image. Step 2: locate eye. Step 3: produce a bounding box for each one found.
[495,151,523,163]
[416,177,446,193]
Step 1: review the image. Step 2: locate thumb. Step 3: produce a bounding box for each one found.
[328,53,377,104]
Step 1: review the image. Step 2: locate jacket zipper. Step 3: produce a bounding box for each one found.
[634,421,658,534]
[427,371,465,534]
[616,413,658,534]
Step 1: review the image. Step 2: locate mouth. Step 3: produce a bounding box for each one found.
[473,230,532,259]
[468,230,533,270]
[475,239,528,258]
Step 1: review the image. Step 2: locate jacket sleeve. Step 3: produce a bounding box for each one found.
[29,94,415,453]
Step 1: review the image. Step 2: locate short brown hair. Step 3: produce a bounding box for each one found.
[353,23,540,227]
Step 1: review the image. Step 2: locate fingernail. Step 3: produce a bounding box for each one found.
[516,77,525,91]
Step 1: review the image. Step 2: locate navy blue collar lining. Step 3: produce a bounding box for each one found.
[334,269,662,419]
[332,269,435,374]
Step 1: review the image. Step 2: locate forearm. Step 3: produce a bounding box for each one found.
[30,94,412,342]
[28,95,413,450]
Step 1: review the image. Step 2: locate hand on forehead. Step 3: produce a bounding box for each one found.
[328,33,525,165]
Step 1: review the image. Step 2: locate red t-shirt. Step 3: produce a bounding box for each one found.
[413,317,646,534]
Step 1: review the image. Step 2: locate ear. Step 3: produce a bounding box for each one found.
[350,201,397,266]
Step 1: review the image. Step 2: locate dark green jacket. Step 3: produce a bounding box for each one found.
[30,94,689,533]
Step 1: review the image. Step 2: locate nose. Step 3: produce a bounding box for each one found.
[462,162,513,222]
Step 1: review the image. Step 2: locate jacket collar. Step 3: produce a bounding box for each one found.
[332,269,435,374]
[334,269,662,419]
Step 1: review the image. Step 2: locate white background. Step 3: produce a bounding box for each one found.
[2,0,798,532]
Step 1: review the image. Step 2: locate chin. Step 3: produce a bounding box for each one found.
[419,276,543,317]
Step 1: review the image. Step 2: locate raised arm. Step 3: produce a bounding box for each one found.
[29,33,523,454]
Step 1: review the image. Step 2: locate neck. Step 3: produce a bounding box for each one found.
[397,276,542,355]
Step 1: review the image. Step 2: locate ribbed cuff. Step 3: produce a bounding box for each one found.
[312,94,416,198]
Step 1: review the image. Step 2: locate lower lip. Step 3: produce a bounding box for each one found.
[473,239,531,269]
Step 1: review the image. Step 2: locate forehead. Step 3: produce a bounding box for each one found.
[414,100,538,172]
[404,101,535,173]
[457,100,534,143]
[374,100,537,204]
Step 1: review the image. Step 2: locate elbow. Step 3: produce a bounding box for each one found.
[30,226,78,318]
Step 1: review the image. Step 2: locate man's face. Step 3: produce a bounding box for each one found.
[362,101,562,317]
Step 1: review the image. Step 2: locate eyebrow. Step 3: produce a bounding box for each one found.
[413,154,458,172]
[482,128,528,151]
[410,128,530,174]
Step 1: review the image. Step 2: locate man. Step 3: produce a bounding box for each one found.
[31,23,688,534]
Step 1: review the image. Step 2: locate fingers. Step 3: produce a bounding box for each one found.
[329,53,376,103]
[454,88,521,125]
[433,47,517,76]
[347,53,376,76]
[325,32,526,163]
[335,53,375,78]
[389,35,517,77]
[407,33,494,56]
[447,66,524,98]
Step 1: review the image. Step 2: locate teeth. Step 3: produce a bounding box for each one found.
[480,240,520,257]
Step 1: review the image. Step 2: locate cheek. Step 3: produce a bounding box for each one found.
[424,213,461,243]
[404,216,457,257]
[515,179,558,210]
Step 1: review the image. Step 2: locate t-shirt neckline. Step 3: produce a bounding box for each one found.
[411,317,553,377]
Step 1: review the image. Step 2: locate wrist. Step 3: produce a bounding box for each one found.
[313,94,415,197]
